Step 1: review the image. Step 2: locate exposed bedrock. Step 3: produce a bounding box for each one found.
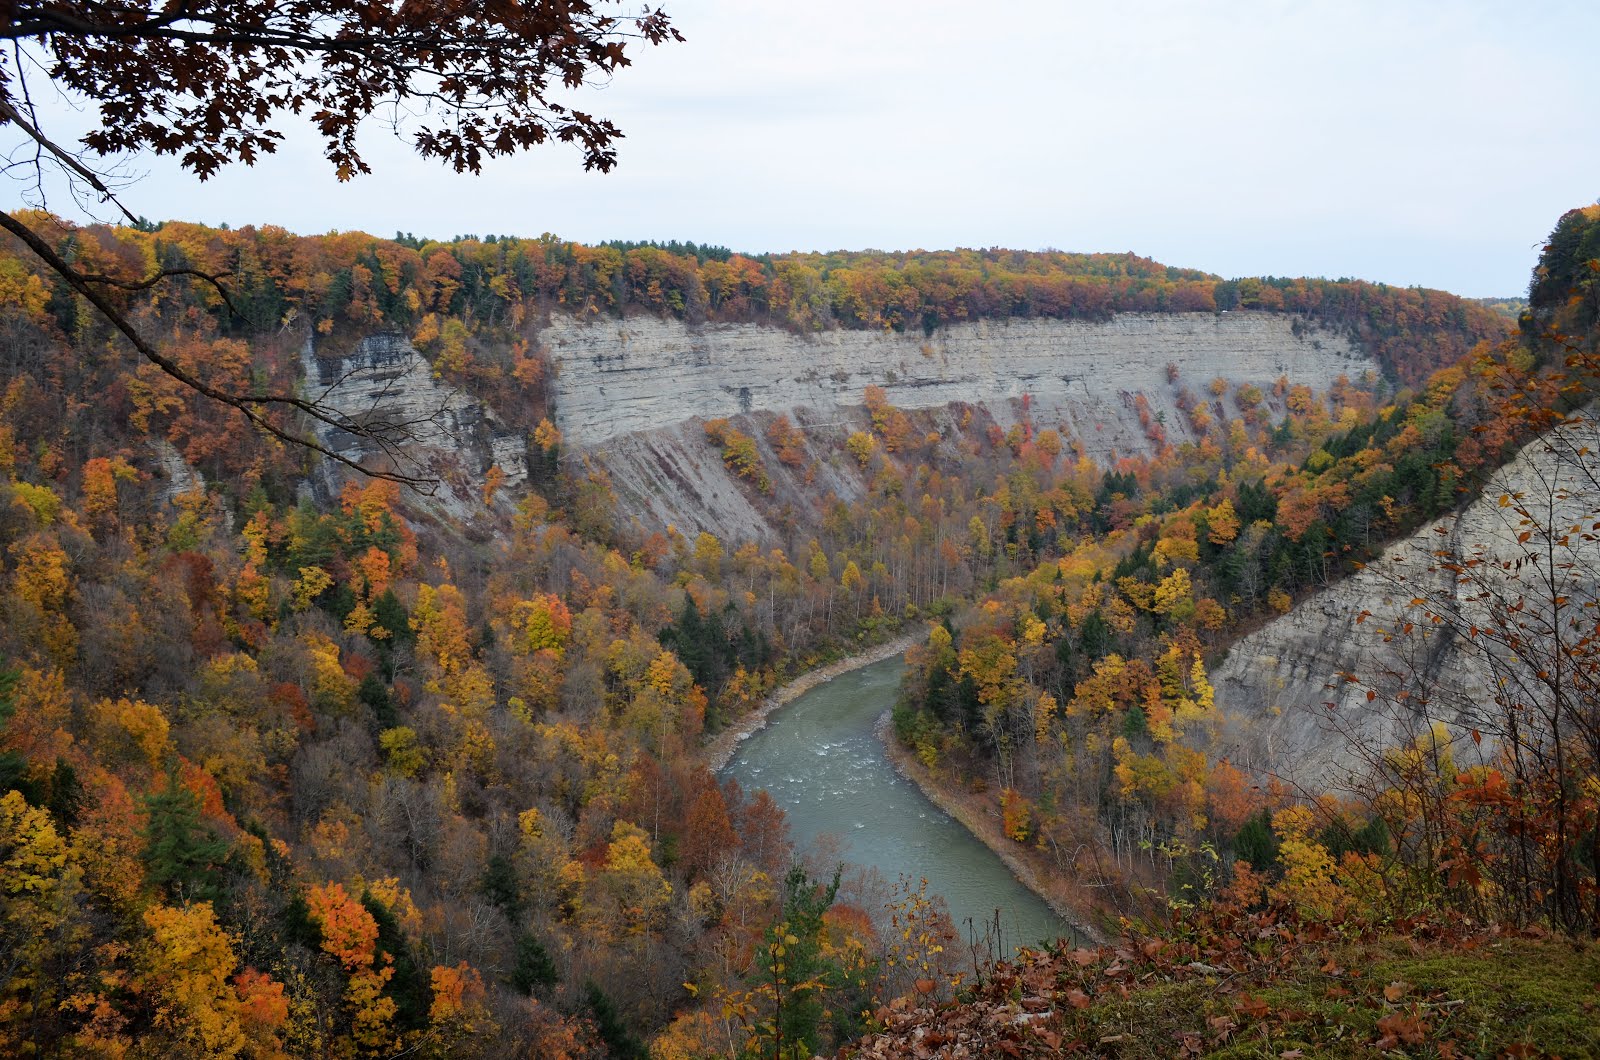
[300,333,529,518]
[1212,411,1600,786]
[543,312,1374,454]
[542,312,1377,538]
[299,313,1381,536]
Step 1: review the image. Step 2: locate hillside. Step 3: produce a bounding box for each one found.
[843,900,1600,1058]
[1210,399,1600,785]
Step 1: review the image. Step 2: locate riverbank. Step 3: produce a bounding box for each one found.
[702,630,926,773]
[875,712,1109,945]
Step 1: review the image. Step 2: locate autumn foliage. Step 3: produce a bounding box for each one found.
[1,204,1593,1055]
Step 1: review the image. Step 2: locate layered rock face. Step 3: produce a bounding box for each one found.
[542,311,1378,538]
[590,403,975,543]
[543,312,1375,459]
[299,313,1377,535]
[301,334,528,516]
[1212,411,1600,787]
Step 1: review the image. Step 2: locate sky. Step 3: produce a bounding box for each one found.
[19,0,1600,297]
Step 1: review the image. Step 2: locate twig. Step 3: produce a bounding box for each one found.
[0,208,439,492]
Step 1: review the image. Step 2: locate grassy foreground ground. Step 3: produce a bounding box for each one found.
[841,902,1600,1058]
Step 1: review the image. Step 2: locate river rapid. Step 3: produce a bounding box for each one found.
[721,654,1068,954]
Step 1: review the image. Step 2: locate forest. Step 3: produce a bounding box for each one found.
[0,204,1594,1058]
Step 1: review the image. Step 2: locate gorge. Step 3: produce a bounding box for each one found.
[9,209,1595,1057]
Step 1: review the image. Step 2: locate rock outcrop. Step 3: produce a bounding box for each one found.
[299,313,1382,538]
[543,312,1374,456]
[300,333,529,517]
[1212,411,1600,787]
[588,402,980,543]
[542,311,1377,538]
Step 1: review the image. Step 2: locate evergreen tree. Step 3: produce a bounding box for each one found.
[1234,810,1280,873]
[0,665,38,804]
[141,766,230,902]
[510,933,558,996]
[584,981,647,1060]
[362,890,429,1029]
[480,853,521,918]
[372,589,413,645]
[46,757,82,828]
[358,673,394,727]
[755,865,845,1058]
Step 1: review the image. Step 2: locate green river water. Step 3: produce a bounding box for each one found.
[721,655,1069,953]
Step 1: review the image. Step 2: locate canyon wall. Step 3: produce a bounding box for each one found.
[1211,411,1600,787]
[540,311,1377,537]
[299,312,1380,536]
[543,312,1375,457]
[301,333,529,518]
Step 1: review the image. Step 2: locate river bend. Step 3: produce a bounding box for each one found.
[722,655,1067,953]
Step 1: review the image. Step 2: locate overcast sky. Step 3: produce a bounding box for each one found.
[26,0,1600,297]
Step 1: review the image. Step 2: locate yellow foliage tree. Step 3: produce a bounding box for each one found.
[508,593,572,657]
[1206,498,1240,545]
[138,902,250,1058]
[88,696,171,774]
[1269,805,1343,917]
[304,635,357,715]
[290,566,333,611]
[0,790,81,1047]
[590,821,672,939]
[1033,691,1057,746]
[412,582,474,675]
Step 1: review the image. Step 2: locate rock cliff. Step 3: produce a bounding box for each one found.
[297,313,1383,538]
[1212,410,1600,787]
[543,312,1373,454]
[300,333,529,518]
[588,402,977,543]
[542,312,1377,538]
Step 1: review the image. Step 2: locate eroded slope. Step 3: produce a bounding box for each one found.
[1213,409,1600,785]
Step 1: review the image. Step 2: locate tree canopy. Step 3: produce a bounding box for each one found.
[0,0,680,187]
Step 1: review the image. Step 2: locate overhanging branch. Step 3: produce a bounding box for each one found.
[0,208,441,492]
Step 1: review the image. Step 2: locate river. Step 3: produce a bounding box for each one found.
[721,654,1069,954]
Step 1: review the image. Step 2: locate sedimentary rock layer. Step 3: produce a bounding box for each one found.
[301,333,529,516]
[542,312,1375,458]
[1212,411,1600,786]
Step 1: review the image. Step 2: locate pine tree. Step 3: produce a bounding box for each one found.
[0,665,39,805]
[141,766,229,902]
[361,890,427,1029]
[510,933,558,996]
[480,853,521,919]
[584,981,646,1060]
[1234,810,1279,874]
[45,758,82,828]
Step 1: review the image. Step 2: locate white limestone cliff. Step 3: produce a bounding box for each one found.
[300,333,528,517]
[541,311,1378,538]
[299,312,1378,536]
[542,312,1375,457]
